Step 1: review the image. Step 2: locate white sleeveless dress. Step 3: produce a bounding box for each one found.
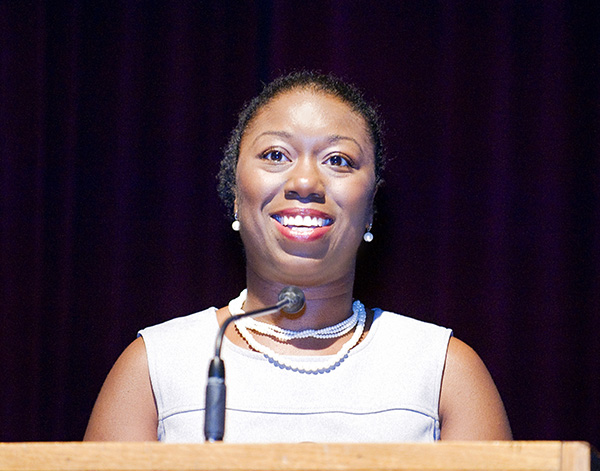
[139,307,452,443]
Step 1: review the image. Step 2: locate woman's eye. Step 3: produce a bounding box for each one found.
[261,150,288,162]
[325,154,352,167]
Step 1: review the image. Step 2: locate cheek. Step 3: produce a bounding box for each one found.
[235,167,281,213]
[330,179,376,219]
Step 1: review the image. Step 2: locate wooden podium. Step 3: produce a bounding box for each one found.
[0,442,598,471]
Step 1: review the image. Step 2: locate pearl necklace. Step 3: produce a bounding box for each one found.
[231,289,359,340]
[228,289,367,374]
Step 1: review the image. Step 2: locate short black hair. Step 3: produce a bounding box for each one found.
[217,71,385,215]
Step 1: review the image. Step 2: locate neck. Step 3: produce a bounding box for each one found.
[243,267,356,331]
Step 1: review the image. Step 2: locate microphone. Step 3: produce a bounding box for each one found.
[204,286,305,442]
[277,285,305,314]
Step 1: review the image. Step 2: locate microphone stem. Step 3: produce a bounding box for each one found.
[205,288,304,442]
[204,299,287,442]
[213,299,287,357]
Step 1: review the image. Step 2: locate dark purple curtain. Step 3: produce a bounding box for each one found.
[1,1,598,444]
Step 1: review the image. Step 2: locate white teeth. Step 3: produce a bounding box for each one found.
[281,215,325,227]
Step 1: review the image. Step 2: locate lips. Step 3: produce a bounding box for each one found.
[271,209,333,241]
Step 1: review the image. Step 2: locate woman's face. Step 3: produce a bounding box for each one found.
[235,89,376,286]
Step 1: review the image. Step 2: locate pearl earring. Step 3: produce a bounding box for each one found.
[231,213,240,232]
[363,224,374,242]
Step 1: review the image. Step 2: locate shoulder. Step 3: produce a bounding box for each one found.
[84,337,158,440]
[85,307,221,441]
[139,307,219,362]
[368,309,453,365]
[439,337,512,440]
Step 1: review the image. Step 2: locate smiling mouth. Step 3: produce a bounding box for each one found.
[272,214,333,228]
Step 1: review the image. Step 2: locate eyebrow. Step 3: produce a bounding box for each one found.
[253,131,364,153]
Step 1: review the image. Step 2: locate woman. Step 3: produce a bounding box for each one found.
[84,71,512,442]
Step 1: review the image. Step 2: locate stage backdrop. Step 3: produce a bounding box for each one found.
[1,1,598,444]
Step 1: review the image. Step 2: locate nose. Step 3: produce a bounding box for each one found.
[284,156,325,204]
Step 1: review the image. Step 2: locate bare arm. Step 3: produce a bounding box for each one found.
[439,337,512,440]
[84,336,158,441]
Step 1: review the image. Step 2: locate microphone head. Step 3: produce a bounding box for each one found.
[278,286,305,314]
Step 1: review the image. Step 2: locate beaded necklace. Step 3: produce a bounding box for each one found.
[228,289,367,374]
[232,289,359,340]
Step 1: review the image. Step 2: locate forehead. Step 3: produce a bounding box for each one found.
[244,89,373,146]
